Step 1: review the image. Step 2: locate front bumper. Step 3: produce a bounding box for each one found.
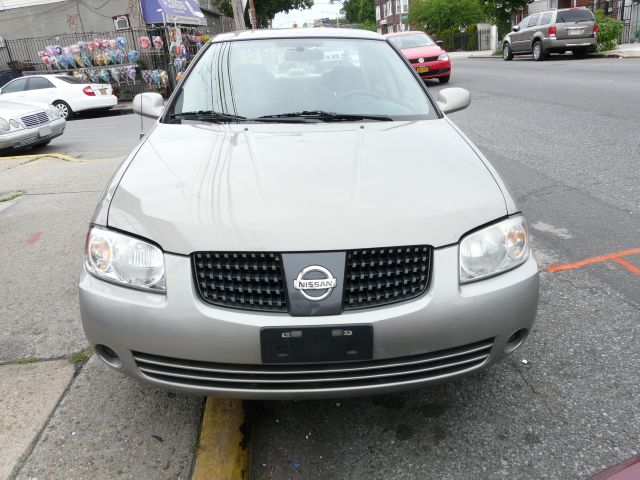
[0,118,66,150]
[80,245,539,399]
[413,59,451,79]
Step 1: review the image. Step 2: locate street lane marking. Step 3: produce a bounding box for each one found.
[192,397,251,480]
[0,153,87,162]
[547,248,640,276]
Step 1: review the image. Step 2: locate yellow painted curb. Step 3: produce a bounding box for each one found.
[192,398,251,480]
[0,153,88,162]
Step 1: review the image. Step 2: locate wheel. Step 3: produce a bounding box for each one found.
[438,76,450,84]
[532,40,545,61]
[503,43,514,61]
[53,101,73,120]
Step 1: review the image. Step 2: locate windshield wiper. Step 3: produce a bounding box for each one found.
[170,110,248,123]
[253,111,393,122]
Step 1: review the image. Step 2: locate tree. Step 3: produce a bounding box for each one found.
[409,0,486,32]
[211,0,314,29]
[480,0,532,36]
[341,0,375,24]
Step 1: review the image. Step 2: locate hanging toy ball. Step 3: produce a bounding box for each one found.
[139,36,151,50]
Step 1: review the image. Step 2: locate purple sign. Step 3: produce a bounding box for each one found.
[141,0,207,26]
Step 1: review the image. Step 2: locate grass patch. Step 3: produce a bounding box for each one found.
[0,191,24,203]
[13,356,38,364]
[69,349,93,364]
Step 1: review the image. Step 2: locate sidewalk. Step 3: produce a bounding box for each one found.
[597,42,640,58]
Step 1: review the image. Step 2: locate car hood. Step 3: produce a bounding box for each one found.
[401,45,444,59]
[108,120,507,253]
[0,99,49,116]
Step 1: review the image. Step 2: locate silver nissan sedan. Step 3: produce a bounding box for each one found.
[80,28,539,399]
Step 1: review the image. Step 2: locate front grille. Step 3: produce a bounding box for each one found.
[410,56,439,63]
[193,252,288,312]
[133,338,493,392]
[20,112,49,127]
[343,246,431,310]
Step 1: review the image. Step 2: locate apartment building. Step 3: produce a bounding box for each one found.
[375,0,410,34]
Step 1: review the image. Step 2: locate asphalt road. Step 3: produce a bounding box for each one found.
[1,56,638,479]
[250,57,640,479]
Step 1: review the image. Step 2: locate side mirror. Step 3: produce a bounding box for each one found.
[512,26,520,32]
[133,92,164,119]
[436,88,471,114]
[436,40,443,47]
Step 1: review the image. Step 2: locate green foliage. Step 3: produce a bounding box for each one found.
[409,0,486,32]
[13,356,38,364]
[211,0,233,18]
[247,0,314,27]
[481,0,532,37]
[357,20,377,31]
[69,349,93,365]
[594,10,624,51]
[341,0,375,24]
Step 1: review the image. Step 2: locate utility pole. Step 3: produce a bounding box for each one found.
[249,0,258,29]
[231,0,246,30]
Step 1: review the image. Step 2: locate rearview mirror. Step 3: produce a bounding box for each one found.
[436,88,471,114]
[512,26,520,32]
[436,40,443,47]
[133,92,164,119]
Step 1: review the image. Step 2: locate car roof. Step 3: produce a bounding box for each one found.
[385,30,429,38]
[212,27,384,43]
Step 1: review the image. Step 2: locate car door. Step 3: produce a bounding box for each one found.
[511,17,531,52]
[25,77,57,104]
[0,77,29,101]
[521,14,541,52]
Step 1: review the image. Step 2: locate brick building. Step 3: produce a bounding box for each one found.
[374,0,410,34]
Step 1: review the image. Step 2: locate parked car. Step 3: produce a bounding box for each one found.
[0,99,66,152]
[0,74,117,119]
[0,71,20,88]
[503,7,597,61]
[386,31,452,83]
[80,28,539,400]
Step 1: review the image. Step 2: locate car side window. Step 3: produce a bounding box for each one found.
[540,12,553,25]
[517,17,530,29]
[527,14,540,28]
[1,78,28,93]
[28,77,54,90]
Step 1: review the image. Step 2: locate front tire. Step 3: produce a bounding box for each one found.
[53,101,73,120]
[532,40,545,61]
[503,43,514,61]
[438,76,450,84]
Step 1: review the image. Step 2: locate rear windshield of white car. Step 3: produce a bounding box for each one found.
[387,33,435,49]
[168,37,436,122]
[556,9,594,23]
[56,76,89,84]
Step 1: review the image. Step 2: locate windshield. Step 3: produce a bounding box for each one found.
[169,37,434,122]
[55,76,90,84]
[387,33,434,49]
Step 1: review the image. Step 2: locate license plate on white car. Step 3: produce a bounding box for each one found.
[38,125,52,137]
[100,89,107,95]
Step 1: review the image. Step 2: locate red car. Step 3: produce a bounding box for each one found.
[385,31,451,84]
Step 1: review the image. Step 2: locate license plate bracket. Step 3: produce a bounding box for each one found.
[38,125,52,137]
[260,325,373,363]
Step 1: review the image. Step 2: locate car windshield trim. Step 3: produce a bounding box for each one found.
[169,110,249,123]
[253,111,393,123]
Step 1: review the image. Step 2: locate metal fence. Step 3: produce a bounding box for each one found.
[595,0,640,44]
[433,27,492,51]
[0,26,206,99]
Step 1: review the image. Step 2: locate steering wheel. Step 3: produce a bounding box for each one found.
[329,89,383,110]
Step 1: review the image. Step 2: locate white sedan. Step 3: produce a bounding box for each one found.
[0,99,66,152]
[0,74,117,119]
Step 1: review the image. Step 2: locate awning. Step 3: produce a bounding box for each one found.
[141,0,207,26]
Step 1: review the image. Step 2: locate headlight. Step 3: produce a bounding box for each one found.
[459,216,529,284]
[46,105,60,120]
[438,53,449,61]
[0,117,9,132]
[85,227,166,291]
